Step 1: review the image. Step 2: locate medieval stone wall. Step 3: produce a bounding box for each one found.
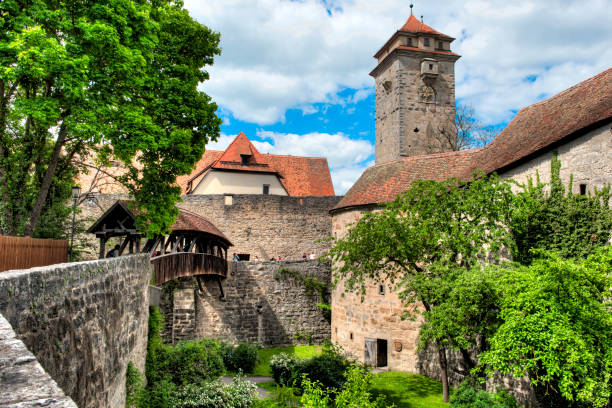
[0,255,151,408]
[0,313,77,407]
[501,122,612,196]
[159,260,331,346]
[78,194,341,262]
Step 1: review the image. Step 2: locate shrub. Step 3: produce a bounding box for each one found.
[223,342,259,373]
[169,339,225,385]
[450,381,517,408]
[145,379,177,408]
[299,365,391,408]
[252,386,300,408]
[293,344,350,391]
[170,376,257,408]
[126,362,145,408]
[270,353,299,386]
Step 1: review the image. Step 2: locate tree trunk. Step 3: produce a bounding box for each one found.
[439,345,450,402]
[24,115,69,236]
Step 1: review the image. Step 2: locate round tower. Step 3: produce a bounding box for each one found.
[371,10,461,164]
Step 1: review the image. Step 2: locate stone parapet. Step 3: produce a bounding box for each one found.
[0,255,151,408]
[0,313,77,408]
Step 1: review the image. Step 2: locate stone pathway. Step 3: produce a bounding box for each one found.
[221,376,274,398]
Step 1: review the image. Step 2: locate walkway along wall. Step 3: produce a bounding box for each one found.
[0,254,151,408]
[159,260,331,346]
[78,194,342,261]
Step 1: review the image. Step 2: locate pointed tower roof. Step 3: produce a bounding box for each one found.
[373,13,457,61]
[212,132,273,172]
[399,14,447,37]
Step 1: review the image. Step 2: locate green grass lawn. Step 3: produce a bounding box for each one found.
[252,345,322,377]
[371,371,450,408]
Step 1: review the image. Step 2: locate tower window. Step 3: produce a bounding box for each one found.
[429,63,434,70]
[424,38,430,46]
[437,41,443,50]
[350,332,354,340]
[407,37,413,47]
[379,284,385,295]
[579,184,587,196]
[263,184,270,195]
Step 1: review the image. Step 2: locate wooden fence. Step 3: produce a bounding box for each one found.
[0,236,68,273]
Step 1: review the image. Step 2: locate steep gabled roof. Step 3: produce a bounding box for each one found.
[334,68,612,212]
[212,132,273,173]
[180,133,336,197]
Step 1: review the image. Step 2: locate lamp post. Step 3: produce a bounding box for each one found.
[69,185,81,262]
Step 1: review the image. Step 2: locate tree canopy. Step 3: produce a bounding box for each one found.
[326,172,515,401]
[0,0,221,238]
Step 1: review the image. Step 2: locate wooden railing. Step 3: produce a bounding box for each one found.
[151,252,228,286]
[0,236,68,273]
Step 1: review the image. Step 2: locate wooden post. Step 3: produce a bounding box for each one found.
[99,236,106,259]
[129,236,134,254]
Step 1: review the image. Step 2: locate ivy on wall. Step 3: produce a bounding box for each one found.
[274,267,331,322]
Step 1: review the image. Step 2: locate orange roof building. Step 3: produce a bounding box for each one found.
[178,132,335,197]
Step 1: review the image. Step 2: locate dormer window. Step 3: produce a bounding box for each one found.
[241,154,251,166]
[423,38,430,47]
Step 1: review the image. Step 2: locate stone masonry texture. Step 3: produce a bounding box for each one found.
[0,312,77,408]
[0,255,151,408]
[159,260,331,346]
[374,52,457,164]
[78,194,342,262]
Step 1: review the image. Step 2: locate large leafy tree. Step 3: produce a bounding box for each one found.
[479,248,612,408]
[0,0,221,237]
[326,173,515,402]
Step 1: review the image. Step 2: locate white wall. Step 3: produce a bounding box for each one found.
[192,170,288,195]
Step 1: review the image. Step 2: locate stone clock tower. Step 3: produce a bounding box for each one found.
[371,11,461,164]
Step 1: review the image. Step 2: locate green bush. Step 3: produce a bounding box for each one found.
[223,342,259,373]
[293,344,350,392]
[270,353,299,386]
[299,365,391,408]
[450,381,517,408]
[126,362,145,408]
[252,386,300,408]
[170,376,257,408]
[169,339,225,385]
[145,379,177,408]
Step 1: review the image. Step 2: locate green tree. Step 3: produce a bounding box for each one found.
[326,172,515,402]
[0,0,221,238]
[479,248,612,408]
[511,154,612,264]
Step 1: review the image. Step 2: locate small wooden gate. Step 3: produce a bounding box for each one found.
[0,236,68,272]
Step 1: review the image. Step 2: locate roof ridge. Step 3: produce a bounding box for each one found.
[265,153,328,160]
[523,68,612,110]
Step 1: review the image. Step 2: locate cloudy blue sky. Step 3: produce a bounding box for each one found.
[184,0,612,194]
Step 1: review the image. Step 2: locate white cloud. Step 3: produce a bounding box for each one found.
[208,131,374,194]
[186,0,611,126]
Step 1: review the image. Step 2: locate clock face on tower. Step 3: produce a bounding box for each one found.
[419,85,435,103]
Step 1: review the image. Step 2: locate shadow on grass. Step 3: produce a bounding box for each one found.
[370,372,450,408]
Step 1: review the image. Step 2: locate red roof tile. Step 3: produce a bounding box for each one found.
[399,14,449,37]
[173,207,232,246]
[334,68,612,212]
[180,133,336,197]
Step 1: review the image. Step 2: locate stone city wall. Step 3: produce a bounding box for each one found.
[0,313,77,407]
[78,194,342,262]
[160,260,331,346]
[0,255,151,408]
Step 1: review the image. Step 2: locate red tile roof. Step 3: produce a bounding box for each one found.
[173,207,233,246]
[399,14,451,38]
[334,68,612,212]
[180,133,335,197]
